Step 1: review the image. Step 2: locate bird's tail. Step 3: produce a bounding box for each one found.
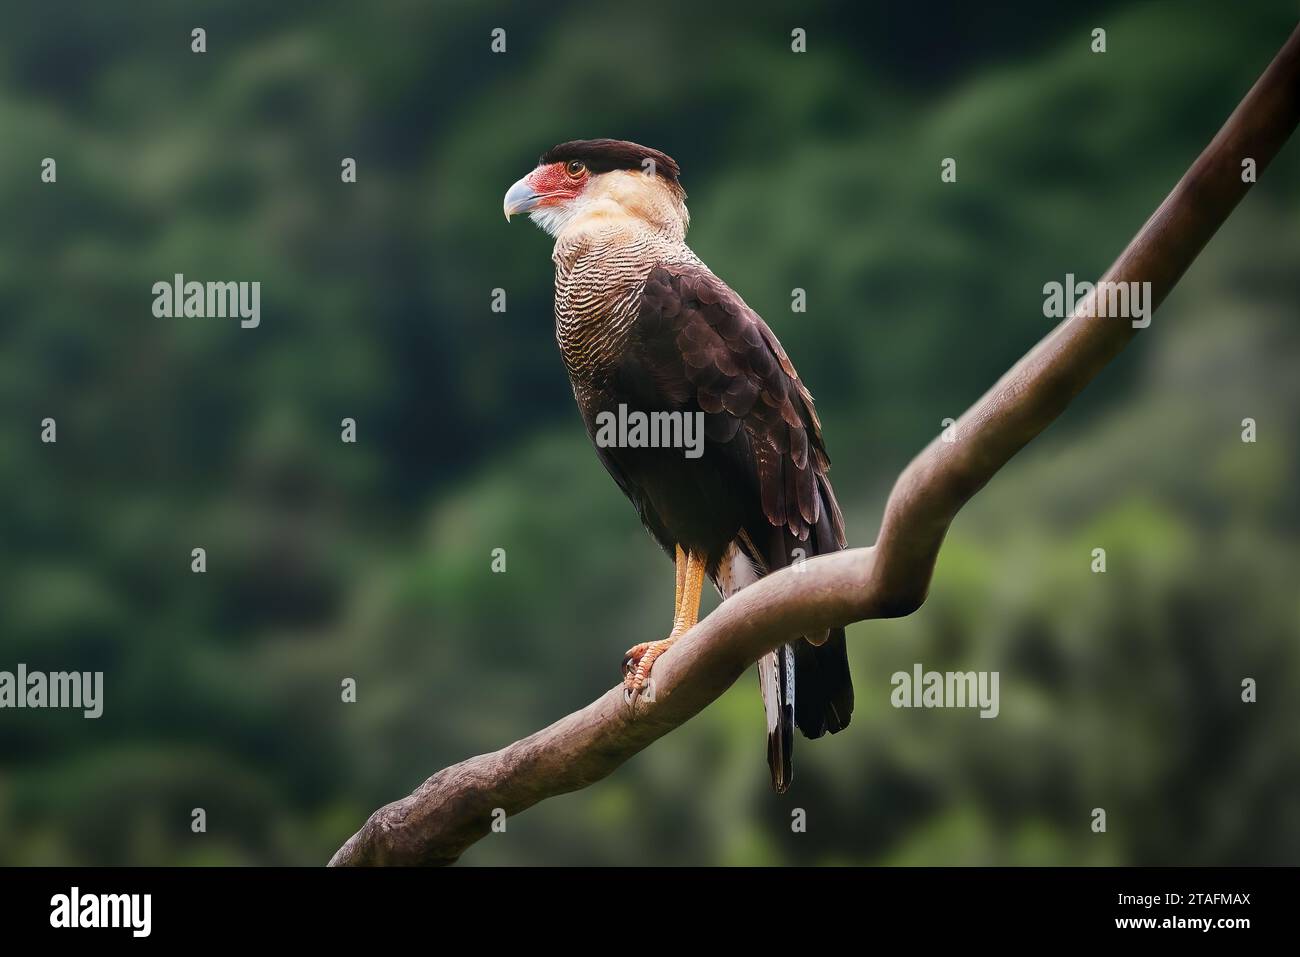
[792,628,853,739]
[757,644,795,792]
[716,537,795,792]
[789,475,854,746]
[753,474,854,791]
[759,629,852,789]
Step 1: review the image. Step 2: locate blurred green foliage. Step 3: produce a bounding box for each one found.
[0,0,1297,864]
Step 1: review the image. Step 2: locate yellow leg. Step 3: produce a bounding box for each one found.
[673,550,706,634]
[673,544,687,621]
[624,549,707,699]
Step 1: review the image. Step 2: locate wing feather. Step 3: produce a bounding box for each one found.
[627,264,844,547]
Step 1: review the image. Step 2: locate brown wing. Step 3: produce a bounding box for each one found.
[630,263,846,551]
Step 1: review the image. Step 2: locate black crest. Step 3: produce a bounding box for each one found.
[539,139,681,184]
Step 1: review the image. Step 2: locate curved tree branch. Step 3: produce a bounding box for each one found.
[330,24,1300,867]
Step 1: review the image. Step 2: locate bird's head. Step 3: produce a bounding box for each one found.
[504,139,688,240]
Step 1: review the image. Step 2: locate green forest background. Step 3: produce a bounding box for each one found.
[1,0,1297,865]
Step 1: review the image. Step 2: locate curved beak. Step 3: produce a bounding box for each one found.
[503,175,542,221]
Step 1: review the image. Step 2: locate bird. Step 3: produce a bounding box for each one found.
[504,139,852,791]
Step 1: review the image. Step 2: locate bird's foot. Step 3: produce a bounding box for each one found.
[622,633,680,704]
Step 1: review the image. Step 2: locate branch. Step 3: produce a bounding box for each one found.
[331,25,1300,866]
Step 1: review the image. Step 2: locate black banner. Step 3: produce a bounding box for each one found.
[0,866,1282,943]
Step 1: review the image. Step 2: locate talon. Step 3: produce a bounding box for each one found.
[622,636,674,699]
[622,642,651,684]
[620,549,706,708]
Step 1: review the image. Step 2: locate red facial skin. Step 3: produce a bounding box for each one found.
[525,161,590,208]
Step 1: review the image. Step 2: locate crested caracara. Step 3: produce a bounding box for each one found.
[504,139,852,792]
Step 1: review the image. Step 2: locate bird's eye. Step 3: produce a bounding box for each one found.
[565,161,586,178]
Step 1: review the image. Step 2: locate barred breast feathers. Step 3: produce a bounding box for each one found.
[553,226,699,385]
[545,167,697,385]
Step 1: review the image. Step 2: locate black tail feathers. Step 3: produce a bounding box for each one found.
[762,632,853,792]
[793,628,853,739]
